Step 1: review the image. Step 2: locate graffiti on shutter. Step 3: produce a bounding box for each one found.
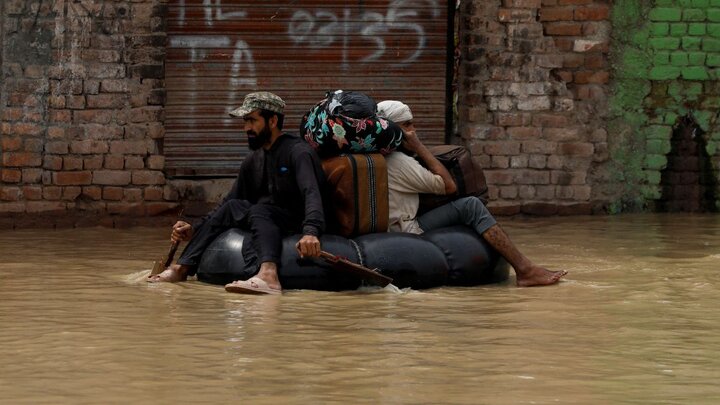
[166,0,450,176]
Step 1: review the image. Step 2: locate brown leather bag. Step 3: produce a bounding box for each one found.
[321,154,389,237]
[418,145,489,214]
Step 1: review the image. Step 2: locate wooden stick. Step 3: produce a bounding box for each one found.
[319,250,393,287]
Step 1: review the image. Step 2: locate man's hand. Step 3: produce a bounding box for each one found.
[171,220,193,242]
[295,234,321,258]
[401,128,422,153]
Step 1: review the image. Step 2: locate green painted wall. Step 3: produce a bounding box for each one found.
[609,0,720,212]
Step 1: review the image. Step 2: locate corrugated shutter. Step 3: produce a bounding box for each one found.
[165,0,451,176]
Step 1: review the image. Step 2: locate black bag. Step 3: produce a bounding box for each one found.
[418,145,489,214]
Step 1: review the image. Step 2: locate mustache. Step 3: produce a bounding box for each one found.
[247,131,257,137]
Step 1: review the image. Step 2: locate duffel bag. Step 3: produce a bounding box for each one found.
[301,90,403,158]
[418,145,489,214]
[321,153,389,238]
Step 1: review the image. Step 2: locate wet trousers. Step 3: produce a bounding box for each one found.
[177,200,300,276]
[417,196,497,236]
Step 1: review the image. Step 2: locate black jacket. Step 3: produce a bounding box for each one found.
[197,133,326,236]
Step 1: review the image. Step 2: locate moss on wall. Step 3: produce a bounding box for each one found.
[609,0,720,213]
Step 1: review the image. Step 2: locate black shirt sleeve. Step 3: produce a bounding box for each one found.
[292,148,325,236]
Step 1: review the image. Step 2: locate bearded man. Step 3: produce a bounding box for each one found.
[148,92,327,295]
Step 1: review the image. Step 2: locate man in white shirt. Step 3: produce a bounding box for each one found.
[378,100,567,287]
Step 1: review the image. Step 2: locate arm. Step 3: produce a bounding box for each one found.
[293,149,325,257]
[402,129,457,195]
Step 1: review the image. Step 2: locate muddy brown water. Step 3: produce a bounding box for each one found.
[1,213,719,404]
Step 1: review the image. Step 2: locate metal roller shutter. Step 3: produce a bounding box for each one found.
[165,0,452,176]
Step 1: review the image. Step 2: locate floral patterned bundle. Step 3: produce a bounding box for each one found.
[300,91,404,158]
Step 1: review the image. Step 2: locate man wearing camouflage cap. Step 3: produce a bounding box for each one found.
[149,92,327,295]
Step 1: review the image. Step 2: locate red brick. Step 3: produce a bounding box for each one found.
[46,141,69,154]
[575,84,606,100]
[3,152,42,167]
[83,156,104,170]
[49,109,72,123]
[563,53,585,68]
[144,187,164,201]
[544,22,582,36]
[551,170,587,185]
[2,137,23,151]
[103,187,124,201]
[125,188,143,202]
[147,155,165,170]
[539,7,574,21]
[532,113,569,127]
[104,155,125,170]
[54,171,93,186]
[125,156,145,169]
[1,187,20,201]
[558,142,594,156]
[63,157,83,170]
[574,70,609,84]
[70,140,109,154]
[62,187,82,201]
[87,94,127,109]
[81,186,102,200]
[485,170,515,185]
[484,141,522,155]
[575,6,609,21]
[129,107,162,123]
[66,95,86,109]
[553,38,574,51]
[93,170,131,186]
[543,127,581,141]
[26,201,66,213]
[24,139,43,153]
[22,186,43,200]
[43,187,62,200]
[74,109,112,124]
[522,141,558,154]
[110,140,149,155]
[12,123,44,136]
[495,113,533,126]
[515,169,551,184]
[584,54,608,69]
[43,156,63,170]
[0,202,25,214]
[1,169,22,183]
[21,168,41,182]
[507,127,542,139]
[132,170,166,186]
[3,107,23,120]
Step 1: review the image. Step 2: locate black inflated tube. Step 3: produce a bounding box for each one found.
[197,227,509,291]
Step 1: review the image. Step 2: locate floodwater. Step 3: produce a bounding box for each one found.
[1,213,719,404]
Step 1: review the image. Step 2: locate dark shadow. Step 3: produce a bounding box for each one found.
[657,114,718,212]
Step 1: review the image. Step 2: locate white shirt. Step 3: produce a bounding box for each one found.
[385,152,446,234]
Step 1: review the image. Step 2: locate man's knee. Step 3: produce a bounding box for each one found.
[247,203,272,221]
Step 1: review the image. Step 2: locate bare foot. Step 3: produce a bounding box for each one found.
[147,264,188,283]
[516,265,567,287]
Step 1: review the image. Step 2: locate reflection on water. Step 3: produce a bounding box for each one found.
[1,214,719,404]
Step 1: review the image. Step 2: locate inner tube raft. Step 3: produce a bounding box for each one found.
[197,225,509,291]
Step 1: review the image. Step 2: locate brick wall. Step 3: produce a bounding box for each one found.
[1,0,173,227]
[456,0,612,215]
[2,0,717,227]
[604,0,720,212]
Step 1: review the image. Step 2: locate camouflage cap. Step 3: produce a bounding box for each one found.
[229,92,285,117]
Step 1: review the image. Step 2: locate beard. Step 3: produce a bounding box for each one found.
[247,125,272,150]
